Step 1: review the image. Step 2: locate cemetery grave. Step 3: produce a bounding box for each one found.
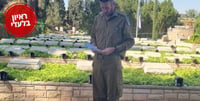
[0,34,200,74]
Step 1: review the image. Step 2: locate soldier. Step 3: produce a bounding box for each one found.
[90,0,134,101]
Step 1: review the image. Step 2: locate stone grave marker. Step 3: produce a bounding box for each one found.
[7,58,41,70]
[48,47,67,56]
[142,63,173,74]
[157,46,172,52]
[60,42,74,47]
[145,52,161,57]
[0,38,14,44]
[76,60,92,71]
[73,43,86,48]
[196,48,200,53]
[131,46,142,51]
[142,46,156,51]
[44,41,59,46]
[5,47,26,55]
[173,54,191,60]
[176,47,192,52]
[16,39,30,44]
[176,42,193,48]
[0,45,9,49]
[30,40,44,45]
[190,54,200,58]
[68,48,86,53]
[140,38,148,41]
[126,50,142,56]
[30,46,48,52]
[165,56,176,62]
[141,43,150,46]
[26,37,36,40]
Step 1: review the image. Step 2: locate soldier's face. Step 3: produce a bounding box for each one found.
[100,1,115,17]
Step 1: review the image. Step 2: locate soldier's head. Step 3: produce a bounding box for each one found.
[99,0,116,17]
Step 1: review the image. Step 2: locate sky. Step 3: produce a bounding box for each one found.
[64,0,200,14]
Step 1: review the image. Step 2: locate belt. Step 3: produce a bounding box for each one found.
[95,54,119,60]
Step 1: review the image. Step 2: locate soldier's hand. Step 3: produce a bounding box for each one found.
[100,47,115,55]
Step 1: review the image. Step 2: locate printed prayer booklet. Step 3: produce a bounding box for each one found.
[85,43,101,52]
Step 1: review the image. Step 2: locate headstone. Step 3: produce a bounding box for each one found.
[162,35,168,42]
[76,60,92,71]
[30,46,48,52]
[176,47,192,52]
[196,48,200,52]
[134,38,140,42]
[16,39,30,44]
[131,46,142,51]
[190,54,200,58]
[145,52,161,57]
[7,58,42,70]
[73,43,86,48]
[78,39,90,43]
[38,34,45,38]
[126,53,148,60]
[26,37,36,40]
[60,27,63,31]
[157,46,172,52]
[125,51,142,56]
[166,57,176,62]
[142,46,156,51]
[142,63,173,74]
[140,38,148,41]
[5,47,26,55]
[0,38,14,44]
[60,42,74,47]
[176,42,193,48]
[173,54,191,60]
[72,27,76,34]
[44,41,59,46]
[48,47,67,56]
[68,48,85,53]
[12,45,29,49]
[30,40,44,45]
[0,45,9,49]
[141,43,150,46]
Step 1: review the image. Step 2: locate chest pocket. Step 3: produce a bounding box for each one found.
[110,26,123,45]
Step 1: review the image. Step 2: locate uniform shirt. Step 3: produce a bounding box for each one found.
[91,11,134,57]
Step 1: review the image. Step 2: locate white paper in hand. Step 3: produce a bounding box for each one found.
[85,43,101,52]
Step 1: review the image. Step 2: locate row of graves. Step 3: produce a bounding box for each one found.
[0,34,93,71]
[0,34,200,76]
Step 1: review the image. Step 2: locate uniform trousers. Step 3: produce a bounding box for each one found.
[92,54,123,101]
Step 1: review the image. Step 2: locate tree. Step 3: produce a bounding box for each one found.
[45,0,65,32]
[117,0,137,36]
[59,0,66,25]
[79,0,101,34]
[68,0,84,30]
[186,9,198,18]
[157,0,178,34]
[189,14,200,43]
[38,0,47,19]
[0,0,7,10]
[194,14,200,34]
[152,0,159,40]
[141,0,154,33]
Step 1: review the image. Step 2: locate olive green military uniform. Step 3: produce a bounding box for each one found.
[91,11,134,101]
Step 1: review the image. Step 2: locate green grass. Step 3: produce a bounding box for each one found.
[1,63,89,83]
[1,62,200,86]
[123,68,174,86]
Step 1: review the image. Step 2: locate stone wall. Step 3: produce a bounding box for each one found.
[0,81,200,101]
[167,26,194,41]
